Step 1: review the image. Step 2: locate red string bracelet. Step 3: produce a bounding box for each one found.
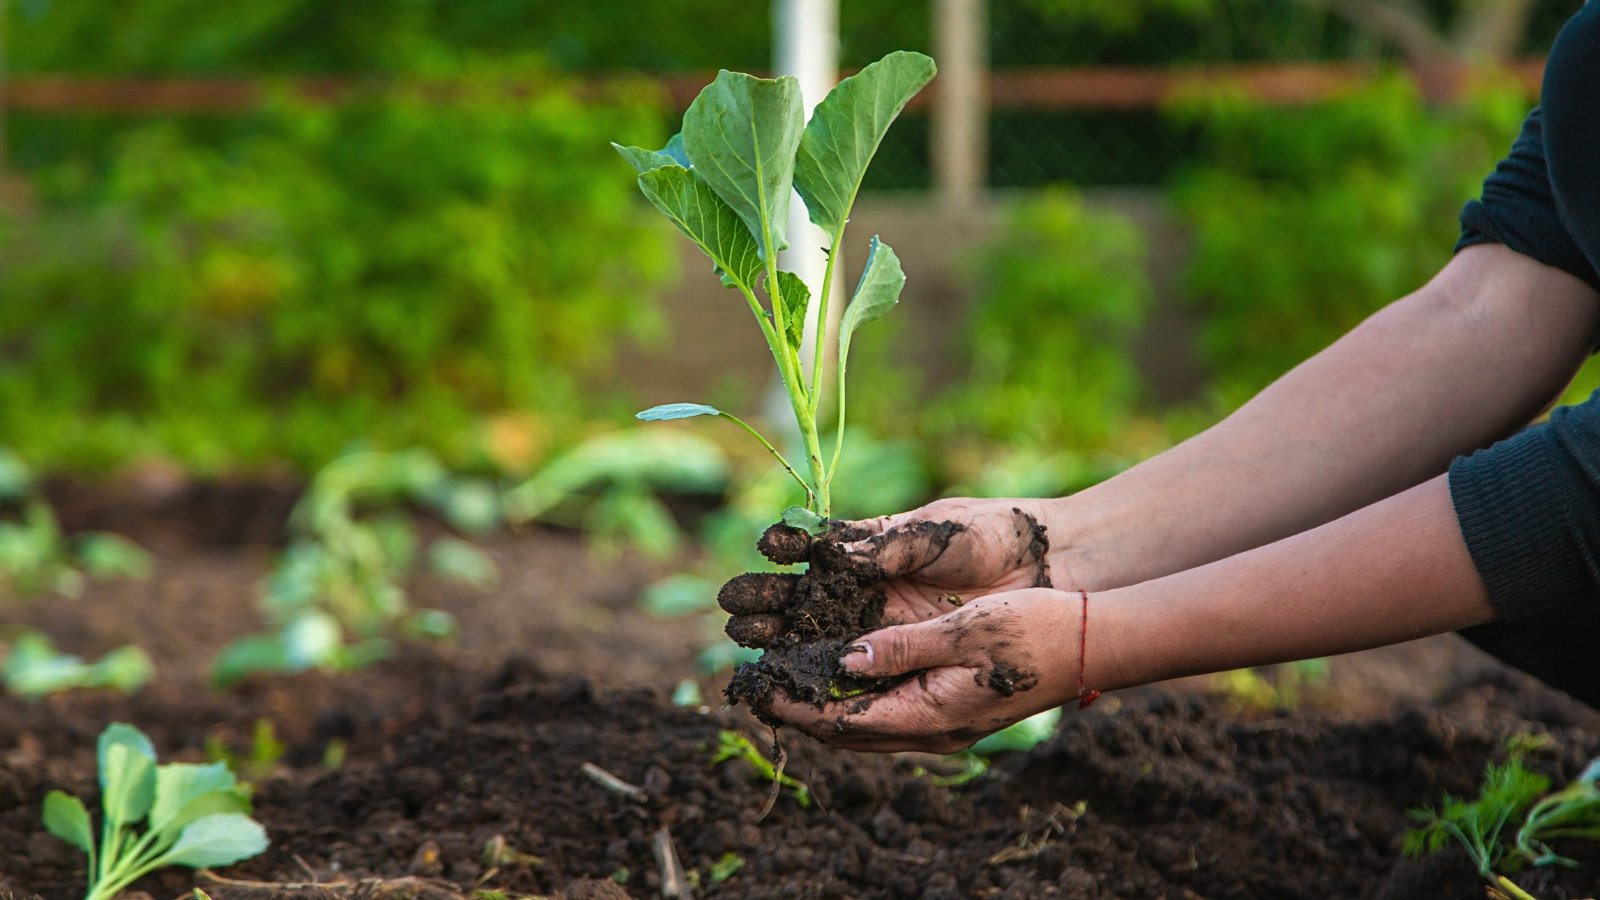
[1076,589,1101,709]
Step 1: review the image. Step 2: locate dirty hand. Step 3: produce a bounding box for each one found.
[720,498,1071,645]
[767,588,1086,753]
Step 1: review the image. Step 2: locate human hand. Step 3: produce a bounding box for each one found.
[766,588,1088,753]
[720,498,1071,647]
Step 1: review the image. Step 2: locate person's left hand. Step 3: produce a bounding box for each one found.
[766,588,1090,753]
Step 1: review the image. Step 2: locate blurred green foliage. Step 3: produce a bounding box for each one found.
[2,65,673,473]
[1172,74,1529,404]
[212,449,500,686]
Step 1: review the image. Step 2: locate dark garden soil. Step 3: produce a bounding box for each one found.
[2,481,1600,899]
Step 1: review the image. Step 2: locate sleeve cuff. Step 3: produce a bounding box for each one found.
[1449,423,1600,619]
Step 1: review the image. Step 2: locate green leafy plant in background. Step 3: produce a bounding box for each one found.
[1406,741,1600,900]
[1213,659,1331,711]
[43,723,268,900]
[617,51,936,525]
[1,630,153,700]
[213,449,500,685]
[1171,74,1529,407]
[0,449,153,599]
[0,62,673,475]
[919,188,1156,496]
[505,430,729,561]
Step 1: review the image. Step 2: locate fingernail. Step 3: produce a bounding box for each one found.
[841,642,874,672]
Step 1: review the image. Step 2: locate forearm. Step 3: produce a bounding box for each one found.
[1053,245,1599,590]
[1093,475,1495,690]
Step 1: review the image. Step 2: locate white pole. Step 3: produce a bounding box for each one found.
[933,0,988,206]
[766,0,841,427]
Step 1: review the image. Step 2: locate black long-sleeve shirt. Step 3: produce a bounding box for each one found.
[1450,1,1600,620]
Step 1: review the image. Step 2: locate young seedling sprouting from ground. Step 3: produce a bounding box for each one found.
[616,51,936,527]
[1406,742,1600,900]
[43,723,268,900]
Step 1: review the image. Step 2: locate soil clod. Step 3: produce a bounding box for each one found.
[757,523,812,565]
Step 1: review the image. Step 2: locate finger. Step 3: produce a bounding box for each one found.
[839,618,961,678]
[725,613,787,648]
[717,572,799,615]
[841,519,965,578]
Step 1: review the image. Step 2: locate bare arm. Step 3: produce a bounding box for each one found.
[1096,475,1494,689]
[1056,244,1600,590]
[772,474,1495,752]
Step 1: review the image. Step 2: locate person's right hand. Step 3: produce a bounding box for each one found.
[720,498,1074,645]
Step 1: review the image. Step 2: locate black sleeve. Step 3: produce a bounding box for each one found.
[1455,108,1600,292]
[1450,394,1600,619]
[1448,3,1600,620]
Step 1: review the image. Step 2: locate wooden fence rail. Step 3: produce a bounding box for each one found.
[2,58,1544,116]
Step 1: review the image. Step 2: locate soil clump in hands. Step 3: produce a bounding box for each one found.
[721,523,900,719]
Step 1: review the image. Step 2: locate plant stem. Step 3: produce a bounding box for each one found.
[1494,874,1539,900]
[807,232,844,417]
[717,412,812,506]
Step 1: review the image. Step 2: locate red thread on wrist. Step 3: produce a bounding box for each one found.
[1077,588,1100,709]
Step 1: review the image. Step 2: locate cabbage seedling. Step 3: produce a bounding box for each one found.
[617,51,936,523]
[43,723,268,900]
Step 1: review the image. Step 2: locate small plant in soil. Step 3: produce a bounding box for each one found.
[213,448,499,685]
[43,723,268,900]
[617,51,937,716]
[0,447,152,599]
[712,729,812,811]
[1406,742,1600,900]
[2,628,153,700]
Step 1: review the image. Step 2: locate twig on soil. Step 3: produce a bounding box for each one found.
[653,825,695,899]
[199,869,463,897]
[581,761,649,802]
[988,802,1087,866]
[758,727,787,822]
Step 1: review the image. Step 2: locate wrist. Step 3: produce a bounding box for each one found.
[1040,494,1126,593]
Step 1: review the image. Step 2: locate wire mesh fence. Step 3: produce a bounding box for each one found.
[0,0,1577,188]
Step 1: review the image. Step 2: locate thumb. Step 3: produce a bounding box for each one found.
[840,619,956,678]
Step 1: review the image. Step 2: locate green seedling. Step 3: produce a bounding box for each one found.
[214,449,497,685]
[1406,742,1600,900]
[0,448,153,599]
[708,851,745,883]
[43,723,268,900]
[2,630,152,699]
[711,729,811,809]
[204,718,286,786]
[617,51,936,521]
[914,708,1063,788]
[1214,659,1330,710]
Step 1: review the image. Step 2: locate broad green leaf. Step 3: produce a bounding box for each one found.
[794,51,937,237]
[971,708,1062,755]
[87,645,154,695]
[426,537,498,589]
[837,236,906,374]
[42,790,93,853]
[282,611,344,670]
[211,633,294,687]
[681,70,804,260]
[404,608,459,639]
[74,533,153,580]
[641,574,717,618]
[612,133,690,175]
[161,813,269,868]
[774,272,811,355]
[637,403,722,421]
[99,723,156,788]
[162,790,252,837]
[636,165,763,290]
[101,742,157,827]
[151,762,237,832]
[781,505,829,536]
